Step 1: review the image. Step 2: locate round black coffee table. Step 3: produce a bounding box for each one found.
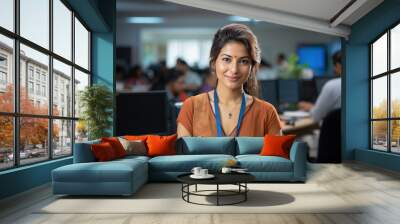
[177,173,255,206]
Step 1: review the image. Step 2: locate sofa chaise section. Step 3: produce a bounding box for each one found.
[52,142,149,196]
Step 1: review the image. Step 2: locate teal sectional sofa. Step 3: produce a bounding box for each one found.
[52,137,308,196]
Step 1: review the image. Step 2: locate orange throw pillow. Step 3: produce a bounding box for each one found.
[101,137,127,158]
[146,134,177,157]
[260,135,296,159]
[124,135,149,142]
[91,142,117,161]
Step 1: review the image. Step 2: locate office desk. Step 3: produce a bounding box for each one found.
[282,117,319,136]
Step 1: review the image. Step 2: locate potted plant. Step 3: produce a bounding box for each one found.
[278,54,311,79]
[79,84,113,140]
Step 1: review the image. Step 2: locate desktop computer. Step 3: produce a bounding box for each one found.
[116,91,170,136]
[300,79,317,102]
[259,80,279,108]
[278,79,300,104]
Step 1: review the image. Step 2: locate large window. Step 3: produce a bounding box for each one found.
[370,23,400,154]
[0,0,91,171]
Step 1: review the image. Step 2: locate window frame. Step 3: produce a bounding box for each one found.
[0,0,92,171]
[370,20,400,154]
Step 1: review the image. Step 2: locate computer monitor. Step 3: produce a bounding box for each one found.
[278,79,300,104]
[116,91,170,136]
[259,80,278,107]
[297,45,327,76]
[300,80,317,103]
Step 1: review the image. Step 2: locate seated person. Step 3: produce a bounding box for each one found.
[176,24,282,138]
[165,69,187,103]
[298,51,342,123]
[175,58,202,94]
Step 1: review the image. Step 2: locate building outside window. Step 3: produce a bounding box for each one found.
[41,73,46,83]
[0,71,6,84]
[0,0,92,170]
[0,54,7,89]
[0,54,7,67]
[28,81,34,94]
[35,70,40,81]
[28,67,34,80]
[35,83,40,95]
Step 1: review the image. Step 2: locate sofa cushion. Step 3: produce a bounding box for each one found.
[124,135,150,149]
[148,154,235,172]
[177,137,236,155]
[236,155,293,172]
[235,137,264,155]
[114,155,150,164]
[118,137,147,156]
[52,158,147,183]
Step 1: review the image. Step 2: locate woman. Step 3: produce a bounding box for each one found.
[177,24,282,137]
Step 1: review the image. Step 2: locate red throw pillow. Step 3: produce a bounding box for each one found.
[260,135,296,159]
[91,142,117,161]
[101,137,127,158]
[146,134,177,157]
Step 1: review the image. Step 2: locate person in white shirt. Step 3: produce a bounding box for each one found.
[298,51,342,122]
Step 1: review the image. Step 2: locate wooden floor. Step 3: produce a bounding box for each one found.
[1,162,400,224]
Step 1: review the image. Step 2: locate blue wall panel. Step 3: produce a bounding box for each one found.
[0,158,72,199]
[344,0,400,171]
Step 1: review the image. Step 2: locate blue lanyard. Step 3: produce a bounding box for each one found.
[213,89,246,137]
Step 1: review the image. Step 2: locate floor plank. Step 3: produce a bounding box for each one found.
[1,162,400,224]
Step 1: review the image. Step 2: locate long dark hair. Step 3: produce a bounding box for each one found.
[209,23,261,97]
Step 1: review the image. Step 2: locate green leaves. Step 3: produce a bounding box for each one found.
[79,84,113,140]
[279,53,309,79]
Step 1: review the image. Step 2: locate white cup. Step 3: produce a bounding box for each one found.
[221,167,232,174]
[200,169,208,176]
[191,167,202,176]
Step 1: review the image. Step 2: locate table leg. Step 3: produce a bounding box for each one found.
[217,184,219,206]
[187,184,190,202]
[245,183,247,201]
[181,184,183,199]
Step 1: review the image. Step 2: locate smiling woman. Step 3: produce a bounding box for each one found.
[176,24,282,138]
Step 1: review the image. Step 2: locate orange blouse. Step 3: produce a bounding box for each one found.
[176,92,282,137]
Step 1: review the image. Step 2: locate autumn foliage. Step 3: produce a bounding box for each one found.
[372,99,400,141]
[0,84,59,150]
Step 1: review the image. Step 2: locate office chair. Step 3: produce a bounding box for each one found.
[317,108,341,163]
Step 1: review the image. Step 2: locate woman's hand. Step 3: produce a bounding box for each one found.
[298,101,314,112]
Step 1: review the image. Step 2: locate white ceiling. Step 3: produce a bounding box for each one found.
[226,0,352,22]
[164,0,384,38]
[117,0,384,38]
